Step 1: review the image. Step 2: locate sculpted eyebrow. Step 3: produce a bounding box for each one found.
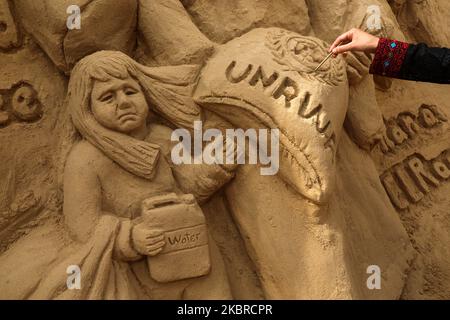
[125,83,140,91]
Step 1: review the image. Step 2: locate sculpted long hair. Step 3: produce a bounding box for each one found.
[64,51,202,179]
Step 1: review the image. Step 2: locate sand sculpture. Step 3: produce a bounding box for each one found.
[1,51,237,299]
[0,0,449,299]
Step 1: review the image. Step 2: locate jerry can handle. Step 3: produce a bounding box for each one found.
[142,193,196,210]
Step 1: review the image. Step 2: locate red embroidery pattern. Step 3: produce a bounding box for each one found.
[369,38,410,78]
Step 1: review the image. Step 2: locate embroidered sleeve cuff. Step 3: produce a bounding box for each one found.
[369,38,410,78]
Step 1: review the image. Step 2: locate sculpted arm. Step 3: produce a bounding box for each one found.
[63,144,159,261]
[344,74,394,153]
[63,145,102,243]
[150,120,236,204]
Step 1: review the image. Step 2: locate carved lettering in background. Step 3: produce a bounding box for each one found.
[381,150,450,210]
[379,104,449,210]
[225,61,336,152]
[0,83,43,128]
[380,104,448,154]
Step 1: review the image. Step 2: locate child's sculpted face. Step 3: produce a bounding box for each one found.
[91,76,149,134]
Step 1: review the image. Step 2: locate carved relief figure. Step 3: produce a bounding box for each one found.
[9,0,214,71]
[0,51,234,299]
[197,29,349,202]
[195,28,413,299]
[2,0,448,300]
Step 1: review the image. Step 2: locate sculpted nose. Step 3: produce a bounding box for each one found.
[116,91,132,110]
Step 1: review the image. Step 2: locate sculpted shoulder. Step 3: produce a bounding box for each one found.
[146,123,176,156]
[65,140,108,174]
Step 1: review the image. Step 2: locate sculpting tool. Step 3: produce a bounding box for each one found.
[314,41,343,72]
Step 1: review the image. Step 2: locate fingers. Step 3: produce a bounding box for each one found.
[236,145,246,163]
[134,223,163,238]
[223,138,237,163]
[147,248,163,256]
[384,134,395,151]
[147,241,166,256]
[131,222,167,256]
[145,233,164,245]
[379,138,389,153]
[329,30,353,52]
[145,231,163,240]
[378,133,395,153]
[224,138,236,154]
[145,229,163,239]
[379,139,394,153]
[332,42,354,55]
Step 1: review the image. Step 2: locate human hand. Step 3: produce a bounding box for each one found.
[220,133,246,172]
[131,222,165,256]
[329,28,380,56]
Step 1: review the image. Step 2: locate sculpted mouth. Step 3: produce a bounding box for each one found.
[118,113,137,121]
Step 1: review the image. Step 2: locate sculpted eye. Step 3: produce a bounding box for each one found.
[100,93,114,103]
[125,88,138,96]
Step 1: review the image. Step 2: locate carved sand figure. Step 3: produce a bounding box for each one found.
[195,27,413,299]
[1,0,450,300]
[10,0,214,71]
[188,0,449,298]
[0,51,235,299]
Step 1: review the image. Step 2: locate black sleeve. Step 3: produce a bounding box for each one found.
[399,43,450,84]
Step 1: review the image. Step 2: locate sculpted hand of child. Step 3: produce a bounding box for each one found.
[345,49,372,84]
[219,134,246,172]
[131,222,166,256]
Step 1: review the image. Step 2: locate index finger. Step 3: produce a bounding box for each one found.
[145,229,164,238]
[329,31,352,52]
